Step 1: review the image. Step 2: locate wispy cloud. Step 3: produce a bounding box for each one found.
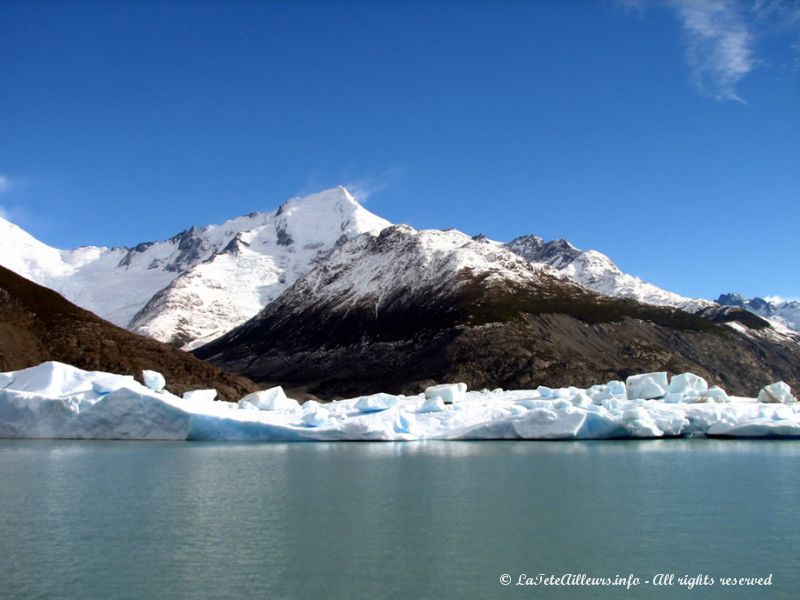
[345,167,403,203]
[764,294,800,304]
[752,0,800,69]
[669,0,754,103]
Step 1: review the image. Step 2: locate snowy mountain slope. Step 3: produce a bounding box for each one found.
[2,186,792,354]
[197,223,800,398]
[282,225,548,315]
[0,187,389,347]
[128,188,390,347]
[0,212,256,327]
[506,235,712,313]
[717,293,800,334]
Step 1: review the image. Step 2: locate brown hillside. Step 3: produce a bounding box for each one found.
[0,265,256,400]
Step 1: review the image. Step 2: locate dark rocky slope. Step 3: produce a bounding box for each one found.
[0,265,256,399]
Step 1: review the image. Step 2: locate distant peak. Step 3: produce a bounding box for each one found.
[716,293,747,307]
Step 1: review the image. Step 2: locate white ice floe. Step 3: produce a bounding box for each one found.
[757,382,796,404]
[142,370,166,392]
[182,389,217,402]
[425,383,467,404]
[669,372,708,396]
[0,362,799,441]
[355,393,399,413]
[238,386,299,411]
[626,372,668,400]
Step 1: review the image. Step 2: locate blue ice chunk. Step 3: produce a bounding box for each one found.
[356,393,399,413]
[417,397,445,413]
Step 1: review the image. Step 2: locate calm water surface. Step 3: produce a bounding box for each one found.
[0,440,798,599]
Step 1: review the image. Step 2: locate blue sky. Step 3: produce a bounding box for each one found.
[0,0,798,299]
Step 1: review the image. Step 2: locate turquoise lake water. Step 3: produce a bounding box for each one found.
[0,439,797,599]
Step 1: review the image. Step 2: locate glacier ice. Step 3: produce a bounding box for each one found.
[417,397,446,413]
[0,362,799,441]
[626,372,668,400]
[425,383,466,404]
[669,372,708,396]
[238,386,299,411]
[142,370,166,392]
[182,389,217,402]
[355,393,399,413]
[606,380,626,397]
[536,385,554,399]
[757,381,796,404]
[701,386,730,403]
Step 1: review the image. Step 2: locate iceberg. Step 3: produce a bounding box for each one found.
[142,370,166,392]
[606,380,626,397]
[417,396,446,413]
[238,386,299,411]
[669,372,708,396]
[757,381,796,404]
[301,405,329,427]
[700,386,730,403]
[424,383,467,404]
[0,362,798,442]
[626,372,668,400]
[355,393,399,413]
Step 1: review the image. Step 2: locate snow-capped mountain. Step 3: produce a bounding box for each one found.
[717,293,800,334]
[0,184,793,354]
[0,187,389,348]
[506,235,712,313]
[3,186,797,397]
[0,209,258,327]
[128,188,390,348]
[197,223,800,398]
[273,225,553,317]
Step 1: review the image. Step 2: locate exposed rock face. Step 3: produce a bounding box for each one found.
[196,227,800,399]
[0,265,256,400]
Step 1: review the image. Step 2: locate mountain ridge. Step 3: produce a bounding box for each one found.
[0,186,796,351]
[195,223,798,398]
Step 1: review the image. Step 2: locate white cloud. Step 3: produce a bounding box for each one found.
[345,178,387,203]
[752,0,800,69]
[345,167,402,203]
[764,295,799,304]
[669,0,754,102]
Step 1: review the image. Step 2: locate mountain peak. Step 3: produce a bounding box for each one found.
[125,187,391,348]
